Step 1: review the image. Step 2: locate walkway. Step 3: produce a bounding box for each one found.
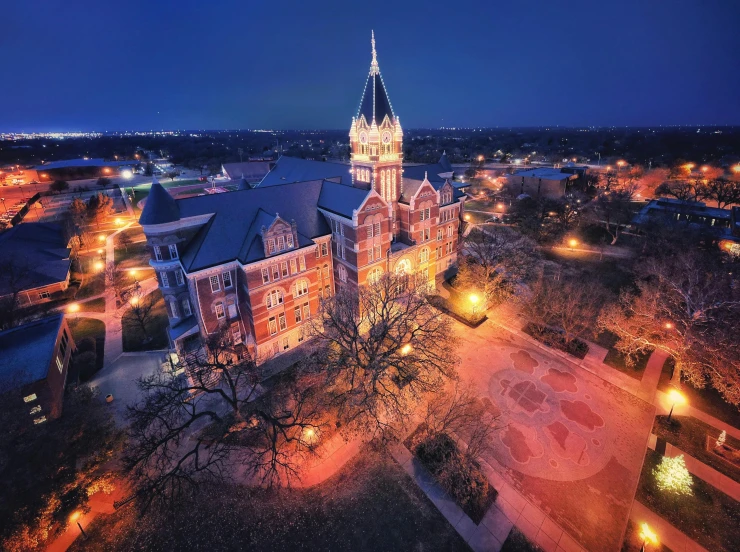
[630,501,707,552]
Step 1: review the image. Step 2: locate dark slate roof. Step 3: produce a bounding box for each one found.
[403,163,449,184]
[258,156,353,187]
[0,223,71,296]
[34,158,137,170]
[222,161,272,181]
[139,178,181,225]
[438,152,453,173]
[177,180,332,271]
[236,177,250,191]
[0,314,64,390]
[318,180,371,218]
[357,72,395,124]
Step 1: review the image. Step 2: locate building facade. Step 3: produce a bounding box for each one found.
[139,34,466,362]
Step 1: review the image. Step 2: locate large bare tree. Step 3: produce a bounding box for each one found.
[599,248,740,406]
[124,329,325,508]
[305,273,458,438]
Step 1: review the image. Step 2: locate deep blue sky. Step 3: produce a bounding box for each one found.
[3,0,739,131]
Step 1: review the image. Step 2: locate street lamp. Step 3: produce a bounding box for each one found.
[664,321,673,330]
[98,234,106,242]
[568,238,578,251]
[666,389,686,423]
[400,343,412,356]
[469,293,480,315]
[639,522,658,552]
[69,510,88,540]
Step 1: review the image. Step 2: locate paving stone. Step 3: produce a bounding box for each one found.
[535,529,559,552]
[481,505,514,543]
[439,499,465,527]
[557,531,583,552]
[495,496,520,523]
[455,514,478,543]
[516,516,540,543]
[468,524,503,552]
[519,501,545,527]
[539,516,564,543]
[497,483,527,512]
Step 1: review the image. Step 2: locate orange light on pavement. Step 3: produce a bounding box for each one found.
[130,296,139,306]
[496,203,504,211]
[98,235,106,242]
[469,294,479,305]
[67,303,80,313]
[129,269,137,276]
[94,261,104,271]
[97,249,103,255]
[464,214,471,221]
[115,217,123,225]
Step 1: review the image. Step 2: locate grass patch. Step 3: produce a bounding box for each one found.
[78,297,106,313]
[653,415,740,484]
[637,449,740,552]
[115,241,151,270]
[67,317,106,373]
[523,323,589,359]
[67,448,470,552]
[427,294,487,327]
[501,527,543,552]
[540,252,635,295]
[603,347,653,380]
[658,358,740,428]
[464,199,498,212]
[121,290,169,352]
[75,272,105,300]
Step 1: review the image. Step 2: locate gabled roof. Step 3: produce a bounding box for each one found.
[258,156,353,187]
[221,161,272,181]
[139,177,181,225]
[0,314,64,389]
[0,222,71,296]
[177,180,332,271]
[318,180,371,218]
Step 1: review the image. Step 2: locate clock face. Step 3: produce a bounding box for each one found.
[382,131,392,144]
[359,131,368,144]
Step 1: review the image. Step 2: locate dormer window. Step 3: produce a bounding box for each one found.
[277,236,285,251]
[210,275,221,293]
[287,234,294,248]
[169,244,178,259]
[268,239,276,255]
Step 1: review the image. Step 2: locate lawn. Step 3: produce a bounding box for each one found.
[78,297,106,313]
[658,358,740,428]
[652,415,740,484]
[603,347,653,380]
[121,290,170,352]
[115,241,151,270]
[75,272,105,300]
[540,252,636,295]
[67,317,106,372]
[67,448,470,552]
[636,449,740,552]
[464,199,498,212]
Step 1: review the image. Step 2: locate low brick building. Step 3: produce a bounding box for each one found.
[0,314,75,422]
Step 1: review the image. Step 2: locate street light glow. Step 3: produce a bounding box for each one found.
[400,343,412,355]
[122,169,133,179]
[94,261,104,271]
[98,234,106,242]
[639,522,658,547]
[69,510,82,523]
[469,294,479,304]
[664,321,673,330]
[67,303,80,313]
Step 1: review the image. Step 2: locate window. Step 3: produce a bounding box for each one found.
[182,298,192,316]
[321,243,328,256]
[420,209,427,221]
[447,225,453,238]
[29,405,41,415]
[272,264,280,280]
[323,264,330,279]
[278,312,287,331]
[283,337,289,350]
[294,279,308,297]
[215,302,225,319]
[367,225,374,239]
[339,265,347,283]
[268,239,275,254]
[324,285,331,297]
[23,394,37,403]
[437,228,443,241]
[287,234,294,248]
[261,268,270,284]
[60,329,69,358]
[368,267,382,285]
[154,245,163,261]
[273,341,280,355]
[222,271,232,288]
[290,259,297,274]
[232,324,242,345]
[315,246,320,258]
[299,256,306,271]
[161,271,170,288]
[340,223,345,237]
[281,262,288,278]
[266,289,284,308]
[169,299,179,318]
[268,316,277,335]
[56,355,63,373]
[294,305,302,323]
[368,247,374,262]
[277,236,285,251]
[340,245,345,260]
[34,416,47,425]
[169,244,178,259]
[176,270,185,286]
[420,248,429,263]
[375,245,381,260]
[39,291,50,299]
[298,332,304,343]
[436,246,442,259]
[303,302,310,319]
[209,275,220,292]
[374,221,380,236]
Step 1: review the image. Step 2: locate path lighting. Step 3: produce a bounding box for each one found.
[115,217,123,226]
[666,389,686,423]
[639,522,658,552]
[67,303,80,313]
[496,203,504,211]
[464,214,471,221]
[302,427,319,446]
[617,160,626,167]
[733,164,740,174]
[684,163,695,171]
[664,322,673,330]
[400,344,412,356]
[94,261,104,271]
[97,248,104,255]
[98,234,106,242]
[130,296,139,306]
[469,293,480,315]
[568,238,578,250]
[69,510,88,540]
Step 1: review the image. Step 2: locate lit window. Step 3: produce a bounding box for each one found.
[272,265,280,280]
[368,247,374,262]
[266,289,284,308]
[303,302,310,319]
[278,313,287,331]
[375,245,381,260]
[368,267,382,285]
[420,248,429,263]
[222,271,232,289]
[232,324,242,345]
[294,305,302,323]
[215,302,225,319]
[268,316,277,335]
[339,265,347,283]
[299,256,306,271]
[321,243,328,256]
[209,275,220,292]
[323,264,329,279]
[29,405,41,415]
[169,244,178,259]
[175,270,184,286]
[56,355,63,373]
[277,236,285,251]
[294,279,308,297]
[23,394,37,403]
[340,245,345,259]
[437,228,443,241]
[281,262,288,278]
[154,245,163,261]
[287,234,294,248]
[290,259,297,274]
[268,239,275,254]
[161,271,170,288]
[261,268,270,284]
[283,337,289,350]
[182,298,192,316]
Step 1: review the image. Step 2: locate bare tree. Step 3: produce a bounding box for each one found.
[124,329,324,507]
[698,178,740,208]
[456,226,540,306]
[304,273,458,439]
[104,262,129,304]
[585,187,637,245]
[599,248,740,406]
[655,180,698,202]
[121,288,157,343]
[117,231,133,252]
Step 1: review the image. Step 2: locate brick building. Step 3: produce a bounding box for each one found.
[139,34,466,361]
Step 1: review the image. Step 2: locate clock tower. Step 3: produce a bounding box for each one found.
[349,32,403,233]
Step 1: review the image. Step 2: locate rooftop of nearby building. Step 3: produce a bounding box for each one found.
[0,222,71,296]
[507,168,576,181]
[0,314,65,390]
[638,198,732,220]
[221,161,273,182]
[258,156,353,187]
[34,158,138,170]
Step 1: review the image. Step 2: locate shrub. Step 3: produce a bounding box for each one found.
[76,336,97,355]
[75,351,98,382]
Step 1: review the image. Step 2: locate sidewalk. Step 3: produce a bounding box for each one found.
[660,441,740,502]
[630,501,707,552]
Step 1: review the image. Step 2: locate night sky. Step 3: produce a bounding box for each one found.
[3,0,740,132]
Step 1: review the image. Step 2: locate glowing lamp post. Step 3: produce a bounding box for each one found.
[469,293,480,316]
[69,510,88,540]
[639,522,658,552]
[568,238,578,251]
[98,234,106,243]
[67,303,80,315]
[666,389,686,423]
[400,343,412,356]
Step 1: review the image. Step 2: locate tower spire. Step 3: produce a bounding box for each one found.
[370,30,379,75]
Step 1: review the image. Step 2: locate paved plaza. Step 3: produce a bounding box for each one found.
[455,320,655,552]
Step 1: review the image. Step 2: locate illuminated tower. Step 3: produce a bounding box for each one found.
[349,31,403,233]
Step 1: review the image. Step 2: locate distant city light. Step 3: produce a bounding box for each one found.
[122,169,133,179]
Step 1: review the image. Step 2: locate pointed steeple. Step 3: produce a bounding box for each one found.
[370,30,379,76]
[356,31,394,125]
[139,176,180,225]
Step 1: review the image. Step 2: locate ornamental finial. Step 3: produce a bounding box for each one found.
[370,30,379,75]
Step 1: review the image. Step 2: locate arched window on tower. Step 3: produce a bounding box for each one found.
[380,170,386,199]
[392,169,397,200]
[338,265,347,283]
